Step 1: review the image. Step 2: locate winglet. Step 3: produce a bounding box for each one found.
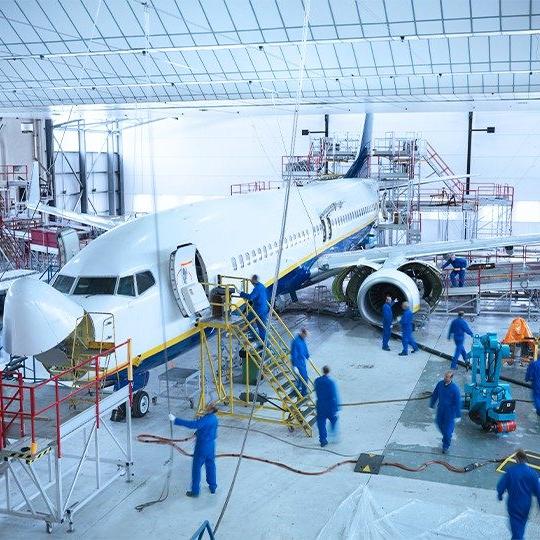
[27,160,40,206]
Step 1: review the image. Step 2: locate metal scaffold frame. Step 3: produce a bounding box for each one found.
[0,340,134,534]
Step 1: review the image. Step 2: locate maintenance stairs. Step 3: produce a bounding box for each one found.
[198,278,319,436]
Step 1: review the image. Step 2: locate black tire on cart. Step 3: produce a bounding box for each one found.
[132,390,150,418]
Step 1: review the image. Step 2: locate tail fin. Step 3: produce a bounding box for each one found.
[344,113,373,178]
[27,160,40,206]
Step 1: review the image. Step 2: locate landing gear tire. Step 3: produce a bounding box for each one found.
[46,522,53,534]
[132,390,150,418]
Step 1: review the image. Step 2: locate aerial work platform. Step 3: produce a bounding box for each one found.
[0,340,134,534]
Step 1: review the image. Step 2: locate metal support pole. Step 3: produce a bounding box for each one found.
[106,129,115,216]
[44,119,56,207]
[116,123,125,216]
[324,114,329,174]
[466,111,473,195]
[78,121,88,214]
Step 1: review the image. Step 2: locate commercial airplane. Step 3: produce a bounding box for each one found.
[5,114,540,415]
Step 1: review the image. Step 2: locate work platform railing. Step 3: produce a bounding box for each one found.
[0,339,132,457]
[230,180,284,195]
[434,253,540,317]
[0,339,134,533]
[197,276,319,436]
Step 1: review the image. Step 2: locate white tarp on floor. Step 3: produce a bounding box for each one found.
[317,485,540,539]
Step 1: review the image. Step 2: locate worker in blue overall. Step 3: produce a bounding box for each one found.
[291,327,310,397]
[240,274,269,341]
[430,370,461,453]
[525,357,540,416]
[314,365,340,447]
[398,301,419,356]
[382,295,396,351]
[497,449,540,540]
[441,253,467,288]
[169,404,218,498]
[447,311,474,369]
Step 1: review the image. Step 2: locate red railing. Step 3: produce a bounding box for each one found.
[0,164,28,183]
[230,180,284,195]
[0,339,132,457]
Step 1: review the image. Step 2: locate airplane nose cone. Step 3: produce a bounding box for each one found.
[4,277,84,356]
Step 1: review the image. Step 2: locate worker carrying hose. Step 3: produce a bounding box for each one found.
[441,253,467,288]
[291,328,310,397]
[168,404,218,498]
[447,311,474,369]
[429,371,461,454]
[398,301,419,356]
[314,366,340,447]
[525,358,540,416]
[382,296,397,351]
[497,448,540,540]
[240,274,269,341]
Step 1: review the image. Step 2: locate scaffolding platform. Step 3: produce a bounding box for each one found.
[0,340,134,534]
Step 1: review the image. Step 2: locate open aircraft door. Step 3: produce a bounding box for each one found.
[169,243,210,318]
[57,228,80,266]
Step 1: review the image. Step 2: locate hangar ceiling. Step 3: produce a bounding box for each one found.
[0,0,539,110]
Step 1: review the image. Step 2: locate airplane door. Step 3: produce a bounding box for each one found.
[169,244,210,318]
[57,228,80,266]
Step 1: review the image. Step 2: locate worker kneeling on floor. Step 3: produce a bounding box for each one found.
[497,448,540,540]
[429,371,461,454]
[314,365,340,447]
[169,403,218,498]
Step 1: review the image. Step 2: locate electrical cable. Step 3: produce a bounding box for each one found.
[212,3,312,533]
[136,433,497,477]
[134,3,175,513]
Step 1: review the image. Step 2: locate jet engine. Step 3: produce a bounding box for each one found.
[332,260,443,325]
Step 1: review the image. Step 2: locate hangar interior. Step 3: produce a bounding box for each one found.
[1,1,540,539]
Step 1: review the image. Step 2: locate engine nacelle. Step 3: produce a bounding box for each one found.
[397,260,443,308]
[357,269,420,325]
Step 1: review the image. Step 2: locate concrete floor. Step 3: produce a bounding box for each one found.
[1,307,539,539]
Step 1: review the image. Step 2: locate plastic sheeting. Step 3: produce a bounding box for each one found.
[316,485,540,539]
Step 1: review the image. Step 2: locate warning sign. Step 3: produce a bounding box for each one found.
[497,450,540,474]
[354,453,384,475]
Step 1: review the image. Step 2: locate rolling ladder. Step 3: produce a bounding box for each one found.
[198,278,319,436]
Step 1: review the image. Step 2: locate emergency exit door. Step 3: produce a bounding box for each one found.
[169,243,210,318]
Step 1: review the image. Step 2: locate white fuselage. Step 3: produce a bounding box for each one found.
[54,179,379,368]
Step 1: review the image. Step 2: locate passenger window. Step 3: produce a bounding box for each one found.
[267,243,272,255]
[239,254,244,268]
[274,241,278,250]
[117,275,136,296]
[251,249,256,260]
[245,252,250,265]
[136,271,155,295]
[263,246,267,258]
[232,257,238,271]
[257,248,262,260]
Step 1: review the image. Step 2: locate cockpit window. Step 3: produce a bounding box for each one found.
[53,275,75,294]
[73,277,117,296]
[136,271,155,295]
[117,275,136,297]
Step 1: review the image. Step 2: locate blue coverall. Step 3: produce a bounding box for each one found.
[314,374,339,446]
[497,462,540,540]
[430,380,461,451]
[174,412,218,495]
[240,282,269,341]
[291,334,310,396]
[382,301,395,350]
[400,308,419,355]
[448,317,474,369]
[525,359,540,415]
[442,257,467,287]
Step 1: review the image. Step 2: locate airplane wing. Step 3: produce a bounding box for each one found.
[27,202,122,231]
[318,233,540,270]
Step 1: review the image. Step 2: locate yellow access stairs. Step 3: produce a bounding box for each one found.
[198,277,319,436]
